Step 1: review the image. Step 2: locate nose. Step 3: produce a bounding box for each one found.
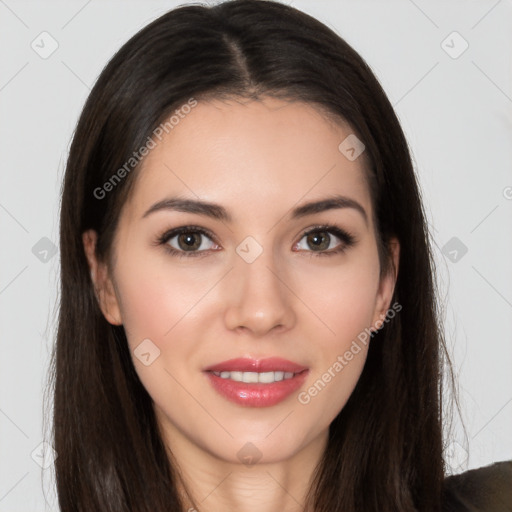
[223,246,296,337]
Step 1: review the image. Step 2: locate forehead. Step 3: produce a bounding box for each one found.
[122,97,372,225]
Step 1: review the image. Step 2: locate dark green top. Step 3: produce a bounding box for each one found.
[443,460,512,511]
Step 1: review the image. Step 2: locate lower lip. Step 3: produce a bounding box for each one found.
[204,370,309,407]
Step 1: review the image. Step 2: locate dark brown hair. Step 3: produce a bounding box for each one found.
[49,1,451,510]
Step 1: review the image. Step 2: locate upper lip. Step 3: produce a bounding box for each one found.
[203,357,308,373]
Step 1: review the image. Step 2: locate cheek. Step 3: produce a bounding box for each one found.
[294,249,380,346]
[113,262,215,427]
[115,253,211,345]
[112,254,213,397]
[296,340,368,430]
[291,250,379,415]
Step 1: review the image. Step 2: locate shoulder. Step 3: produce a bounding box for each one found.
[442,460,512,512]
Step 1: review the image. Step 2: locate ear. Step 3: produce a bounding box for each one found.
[371,237,400,331]
[82,229,123,326]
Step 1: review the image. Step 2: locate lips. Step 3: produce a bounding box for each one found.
[203,357,308,373]
[203,357,309,407]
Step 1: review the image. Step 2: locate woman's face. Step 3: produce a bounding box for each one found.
[84,97,399,466]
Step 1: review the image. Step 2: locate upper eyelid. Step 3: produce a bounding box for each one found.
[164,225,219,243]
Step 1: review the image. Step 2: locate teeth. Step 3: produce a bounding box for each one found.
[212,370,298,383]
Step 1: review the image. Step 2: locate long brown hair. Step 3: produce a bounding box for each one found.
[49,1,451,510]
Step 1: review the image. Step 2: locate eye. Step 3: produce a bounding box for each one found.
[294,224,356,256]
[154,223,356,259]
[156,226,219,258]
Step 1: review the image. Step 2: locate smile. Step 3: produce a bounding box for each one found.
[211,370,298,383]
[204,366,309,407]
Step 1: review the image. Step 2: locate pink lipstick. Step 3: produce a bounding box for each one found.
[203,357,309,407]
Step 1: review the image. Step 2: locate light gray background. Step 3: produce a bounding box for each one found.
[1,0,511,510]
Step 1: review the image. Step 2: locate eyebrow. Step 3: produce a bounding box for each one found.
[142,194,368,226]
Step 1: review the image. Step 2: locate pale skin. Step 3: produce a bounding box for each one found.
[83,97,399,512]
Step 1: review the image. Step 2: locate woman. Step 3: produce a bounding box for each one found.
[50,1,511,511]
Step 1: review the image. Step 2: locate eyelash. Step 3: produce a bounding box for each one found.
[155,223,356,259]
